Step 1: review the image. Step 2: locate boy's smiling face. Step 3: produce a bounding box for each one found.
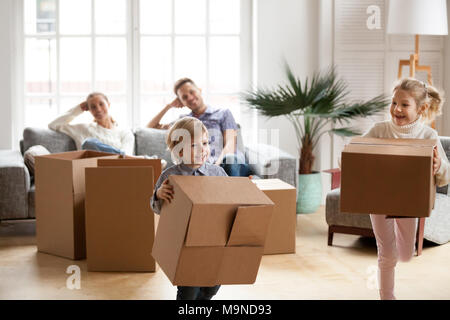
[178,129,210,168]
[190,130,210,166]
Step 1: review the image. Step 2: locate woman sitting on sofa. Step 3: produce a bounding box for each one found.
[48,92,134,155]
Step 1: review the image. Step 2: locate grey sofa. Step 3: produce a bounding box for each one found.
[0,126,297,221]
[326,136,450,253]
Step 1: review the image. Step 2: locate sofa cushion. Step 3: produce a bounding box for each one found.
[22,127,76,155]
[23,145,51,176]
[0,150,30,220]
[134,128,174,166]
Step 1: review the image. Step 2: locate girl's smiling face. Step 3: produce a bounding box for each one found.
[87,94,110,122]
[390,89,423,126]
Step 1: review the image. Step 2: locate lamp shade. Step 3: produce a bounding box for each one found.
[387,0,448,35]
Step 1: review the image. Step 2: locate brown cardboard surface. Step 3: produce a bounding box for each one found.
[152,175,274,286]
[227,205,273,247]
[349,136,437,147]
[175,247,224,286]
[35,157,75,259]
[340,137,436,217]
[35,150,118,260]
[175,175,274,205]
[185,204,237,247]
[85,159,161,272]
[97,158,162,184]
[218,247,264,284]
[152,179,193,281]
[173,246,264,287]
[252,179,297,254]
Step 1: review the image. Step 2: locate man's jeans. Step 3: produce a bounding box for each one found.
[220,153,251,177]
[81,138,125,155]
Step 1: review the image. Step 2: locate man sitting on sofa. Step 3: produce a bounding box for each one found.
[146,77,251,177]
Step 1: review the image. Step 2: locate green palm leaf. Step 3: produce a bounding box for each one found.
[242,62,389,174]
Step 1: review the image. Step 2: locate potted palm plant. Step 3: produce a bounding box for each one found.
[243,63,389,213]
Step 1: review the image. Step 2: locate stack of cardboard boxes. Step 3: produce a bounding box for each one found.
[35,151,298,285]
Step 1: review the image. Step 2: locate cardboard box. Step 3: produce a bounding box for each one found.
[35,150,119,260]
[152,176,274,286]
[252,179,296,254]
[340,137,436,217]
[84,158,161,272]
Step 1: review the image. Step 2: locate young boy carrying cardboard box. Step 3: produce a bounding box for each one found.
[151,117,274,300]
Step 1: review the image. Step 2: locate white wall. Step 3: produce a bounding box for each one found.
[255,0,319,158]
[0,0,14,150]
[255,0,334,202]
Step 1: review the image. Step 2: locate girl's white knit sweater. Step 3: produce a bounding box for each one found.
[363,117,450,187]
[48,105,135,155]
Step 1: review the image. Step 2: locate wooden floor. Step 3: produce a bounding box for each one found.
[1,206,450,300]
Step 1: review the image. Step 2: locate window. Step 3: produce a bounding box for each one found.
[22,0,251,129]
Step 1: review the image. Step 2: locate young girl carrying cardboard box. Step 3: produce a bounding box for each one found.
[362,78,450,300]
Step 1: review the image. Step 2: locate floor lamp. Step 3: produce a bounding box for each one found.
[387,0,448,255]
[387,0,448,129]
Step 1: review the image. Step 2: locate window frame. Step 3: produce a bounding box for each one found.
[18,0,253,132]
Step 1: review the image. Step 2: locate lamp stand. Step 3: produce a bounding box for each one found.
[396,34,435,129]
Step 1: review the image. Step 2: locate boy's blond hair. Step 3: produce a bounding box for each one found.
[166,117,208,151]
[393,78,444,124]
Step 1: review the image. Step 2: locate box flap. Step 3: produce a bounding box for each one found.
[349,137,437,147]
[35,156,78,259]
[184,204,237,247]
[85,166,155,271]
[152,178,193,281]
[36,150,86,160]
[71,154,119,194]
[81,150,119,158]
[227,205,273,246]
[343,137,436,158]
[97,158,162,184]
[343,144,432,157]
[170,175,274,205]
[37,150,118,160]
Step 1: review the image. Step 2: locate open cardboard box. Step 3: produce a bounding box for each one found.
[84,158,161,272]
[252,178,297,254]
[35,150,120,260]
[152,175,274,286]
[340,137,436,218]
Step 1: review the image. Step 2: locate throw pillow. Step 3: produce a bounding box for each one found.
[24,145,51,175]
